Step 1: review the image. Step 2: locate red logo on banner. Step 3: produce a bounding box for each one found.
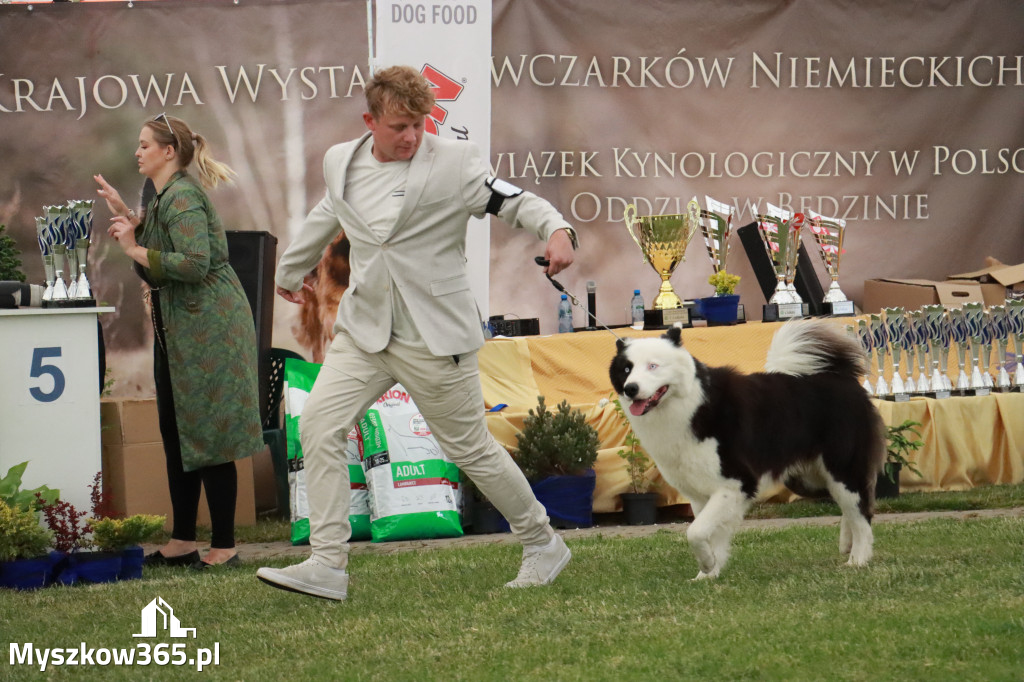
[421,64,464,136]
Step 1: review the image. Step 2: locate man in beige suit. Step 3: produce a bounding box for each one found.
[257,66,578,600]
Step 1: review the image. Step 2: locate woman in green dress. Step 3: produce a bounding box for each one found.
[95,114,263,569]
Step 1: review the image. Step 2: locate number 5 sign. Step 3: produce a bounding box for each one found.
[0,307,113,513]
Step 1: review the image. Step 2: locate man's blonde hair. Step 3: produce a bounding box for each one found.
[365,65,435,119]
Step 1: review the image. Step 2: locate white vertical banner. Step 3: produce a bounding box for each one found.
[373,0,493,317]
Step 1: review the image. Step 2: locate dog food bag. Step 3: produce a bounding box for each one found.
[358,385,463,542]
[284,358,371,544]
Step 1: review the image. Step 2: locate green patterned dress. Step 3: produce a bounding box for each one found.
[135,170,263,472]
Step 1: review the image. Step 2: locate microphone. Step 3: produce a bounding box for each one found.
[586,280,597,330]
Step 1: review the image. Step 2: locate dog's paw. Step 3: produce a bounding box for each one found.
[690,570,718,581]
[845,554,871,567]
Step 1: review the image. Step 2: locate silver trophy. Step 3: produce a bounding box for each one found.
[989,305,1011,391]
[68,199,95,300]
[808,212,852,312]
[979,308,995,389]
[856,319,873,395]
[882,307,909,396]
[700,195,733,278]
[923,304,952,396]
[35,216,56,302]
[962,302,988,391]
[758,205,804,306]
[44,205,70,301]
[1007,299,1024,388]
[910,309,929,393]
[948,307,973,392]
[869,314,890,397]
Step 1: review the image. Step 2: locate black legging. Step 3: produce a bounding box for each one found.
[152,292,237,549]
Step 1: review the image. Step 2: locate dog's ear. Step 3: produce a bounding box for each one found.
[664,325,682,346]
[615,338,628,353]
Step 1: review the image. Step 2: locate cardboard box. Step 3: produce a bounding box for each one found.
[862,278,985,314]
[100,398,257,528]
[101,398,162,446]
[102,443,257,530]
[949,261,1024,304]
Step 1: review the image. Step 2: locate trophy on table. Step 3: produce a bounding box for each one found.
[808,212,854,316]
[38,200,96,307]
[1007,299,1024,388]
[988,305,1011,391]
[700,195,734,278]
[855,319,873,395]
[44,205,70,302]
[963,302,989,393]
[882,307,909,397]
[35,216,56,302]
[910,309,930,393]
[623,199,701,328]
[756,205,806,320]
[948,307,972,393]
[922,304,952,397]
[869,313,890,397]
[68,199,95,302]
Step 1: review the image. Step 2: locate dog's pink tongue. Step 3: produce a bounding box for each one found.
[629,399,648,416]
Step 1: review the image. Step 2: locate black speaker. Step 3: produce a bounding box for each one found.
[226,230,278,423]
[737,221,825,316]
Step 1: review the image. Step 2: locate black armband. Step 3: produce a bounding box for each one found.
[484,176,524,215]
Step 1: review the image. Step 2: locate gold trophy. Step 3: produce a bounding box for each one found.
[623,199,701,327]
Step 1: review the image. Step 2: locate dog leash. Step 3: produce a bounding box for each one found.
[535,256,622,340]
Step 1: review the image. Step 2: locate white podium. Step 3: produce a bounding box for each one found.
[0,307,113,513]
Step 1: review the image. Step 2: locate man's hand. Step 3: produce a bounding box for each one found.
[276,281,314,304]
[544,228,575,276]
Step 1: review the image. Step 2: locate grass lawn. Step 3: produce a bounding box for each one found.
[2,486,1022,681]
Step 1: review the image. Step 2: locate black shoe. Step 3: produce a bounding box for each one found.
[190,553,242,571]
[145,549,201,567]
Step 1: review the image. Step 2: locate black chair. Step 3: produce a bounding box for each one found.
[262,348,306,518]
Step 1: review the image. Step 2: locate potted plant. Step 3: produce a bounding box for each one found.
[698,271,742,325]
[90,514,165,580]
[878,419,924,498]
[0,499,54,590]
[513,396,600,528]
[1,461,59,512]
[38,473,127,585]
[610,395,659,525]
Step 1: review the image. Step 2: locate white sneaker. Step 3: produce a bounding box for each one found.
[505,534,571,588]
[257,557,349,601]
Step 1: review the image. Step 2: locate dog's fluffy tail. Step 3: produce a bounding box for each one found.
[764,320,867,378]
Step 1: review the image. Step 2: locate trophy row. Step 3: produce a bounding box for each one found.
[623,197,851,322]
[36,200,95,307]
[849,301,1024,400]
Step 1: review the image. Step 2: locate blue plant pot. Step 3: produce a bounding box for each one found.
[0,556,52,590]
[697,295,740,325]
[55,551,123,585]
[532,469,597,529]
[483,469,597,533]
[119,546,145,580]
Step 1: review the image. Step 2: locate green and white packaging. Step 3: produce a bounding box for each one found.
[283,358,371,544]
[358,384,463,542]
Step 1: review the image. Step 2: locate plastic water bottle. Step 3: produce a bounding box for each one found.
[558,294,574,333]
[630,289,645,330]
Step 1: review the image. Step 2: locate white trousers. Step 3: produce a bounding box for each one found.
[301,330,553,569]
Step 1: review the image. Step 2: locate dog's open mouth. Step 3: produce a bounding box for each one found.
[629,385,668,416]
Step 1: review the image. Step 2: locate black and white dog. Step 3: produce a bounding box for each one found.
[609,320,886,580]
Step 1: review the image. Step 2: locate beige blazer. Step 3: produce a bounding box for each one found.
[276,132,573,356]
